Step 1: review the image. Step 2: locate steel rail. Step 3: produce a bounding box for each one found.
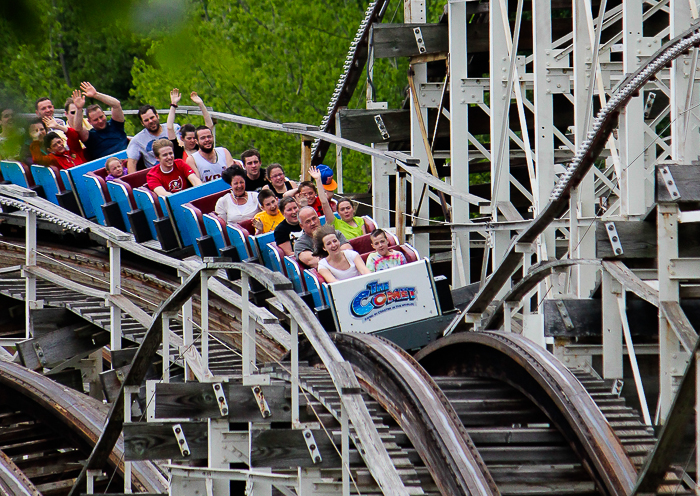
[0,359,167,494]
[330,332,500,496]
[447,23,700,329]
[415,332,637,496]
[0,450,39,496]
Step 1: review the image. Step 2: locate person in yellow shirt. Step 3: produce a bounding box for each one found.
[252,189,285,234]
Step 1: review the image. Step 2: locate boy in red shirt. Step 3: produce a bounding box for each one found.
[44,131,86,170]
[146,138,202,197]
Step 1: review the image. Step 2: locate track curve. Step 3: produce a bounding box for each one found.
[415,332,637,496]
[0,359,167,495]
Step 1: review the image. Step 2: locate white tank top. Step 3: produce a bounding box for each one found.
[192,147,228,182]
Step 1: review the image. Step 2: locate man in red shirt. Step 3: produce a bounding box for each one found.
[147,138,202,197]
[43,131,86,170]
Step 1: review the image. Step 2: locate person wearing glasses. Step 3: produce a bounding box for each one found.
[72,82,128,160]
[63,97,91,131]
[263,163,298,199]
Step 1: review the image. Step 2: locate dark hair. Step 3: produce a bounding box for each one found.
[257,188,277,205]
[312,224,338,258]
[27,118,44,131]
[85,104,102,118]
[137,105,158,123]
[241,148,260,163]
[194,125,211,139]
[266,163,284,180]
[222,165,246,186]
[63,97,74,113]
[279,196,297,214]
[35,97,51,110]
[370,228,388,241]
[44,131,61,150]
[298,181,316,194]
[336,198,355,212]
[181,123,196,136]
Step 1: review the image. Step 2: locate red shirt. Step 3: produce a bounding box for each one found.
[47,129,87,170]
[146,159,195,194]
[309,197,338,217]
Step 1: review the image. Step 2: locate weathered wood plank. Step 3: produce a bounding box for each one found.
[596,220,700,258]
[124,421,207,460]
[337,109,413,143]
[24,266,105,298]
[372,23,448,58]
[660,301,699,353]
[251,428,344,468]
[656,164,700,202]
[108,294,152,329]
[154,383,315,423]
[603,261,659,307]
[16,322,109,370]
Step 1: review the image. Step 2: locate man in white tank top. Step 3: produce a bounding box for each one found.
[186,126,240,182]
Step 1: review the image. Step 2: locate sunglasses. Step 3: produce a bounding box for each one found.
[69,111,77,115]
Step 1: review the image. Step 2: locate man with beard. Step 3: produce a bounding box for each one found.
[126,105,177,173]
[72,82,128,160]
[186,126,237,182]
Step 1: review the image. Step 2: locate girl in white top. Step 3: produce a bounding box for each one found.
[313,224,370,282]
[215,166,260,226]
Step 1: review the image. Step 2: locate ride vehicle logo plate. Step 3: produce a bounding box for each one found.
[350,280,417,322]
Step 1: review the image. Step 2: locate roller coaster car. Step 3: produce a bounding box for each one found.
[29,164,81,214]
[348,231,399,255]
[62,151,127,219]
[107,168,150,237]
[181,189,230,257]
[133,186,166,243]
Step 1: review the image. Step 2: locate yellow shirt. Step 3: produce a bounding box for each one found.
[254,210,285,233]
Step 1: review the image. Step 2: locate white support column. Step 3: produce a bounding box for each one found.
[109,243,122,355]
[208,418,230,496]
[162,313,171,383]
[201,270,210,370]
[620,0,646,215]
[181,272,193,381]
[489,0,511,273]
[341,403,350,496]
[671,0,700,161]
[123,385,139,494]
[25,210,37,339]
[449,0,471,285]
[657,203,686,423]
[406,0,430,258]
[602,270,623,379]
[572,0,597,297]
[335,110,344,194]
[241,273,259,384]
[290,317,300,428]
[370,102,392,229]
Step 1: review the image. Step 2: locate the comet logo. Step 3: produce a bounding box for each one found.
[350,280,417,319]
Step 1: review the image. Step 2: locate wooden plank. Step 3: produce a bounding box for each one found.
[124,421,208,460]
[372,23,448,58]
[596,220,700,258]
[251,428,344,468]
[660,301,699,353]
[154,383,315,423]
[655,164,700,202]
[603,261,659,307]
[497,201,524,221]
[24,266,105,298]
[29,308,80,336]
[16,322,109,370]
[107,294,151,329]
[337,109,412,143]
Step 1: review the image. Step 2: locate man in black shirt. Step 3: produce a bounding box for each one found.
[242,148,268,191]
[274,197,303,256]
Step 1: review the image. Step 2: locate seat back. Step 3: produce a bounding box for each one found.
[161,179,229,248]
[362,215,377,232]
[181,203,207,256]
[396,243,420,263]
[63,150,127,218]
[348,233,375,255]
[133,186,165,240]
[238,218,254,235]
[225,224,251,261]
[283,256,305,294]
[202,213,230,254]
[303,268,326,309]
[107,169,150,231]
[30,165,65,204]
[248,231,274,262]
[1,161,35,188]
[258,240,285,274]
[85,169,111,225]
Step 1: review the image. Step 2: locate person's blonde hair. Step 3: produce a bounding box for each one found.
[152,138,172,158]
[104,157,121,173]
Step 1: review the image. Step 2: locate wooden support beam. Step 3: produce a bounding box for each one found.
[124,421,208,460]
[660,301,699,353]
[372,23,448,58]
[251,428,346,468]
[301,135,313,182]
[656,164,700,202]
[336,109,412,143]
[603,261,659,307]
[596,220,700,259]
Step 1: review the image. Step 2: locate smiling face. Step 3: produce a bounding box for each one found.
[1,109,14,128]
[262,195,278,215]
[268,166,286,188]
[196,128,214,153]
[87,108,107,130]
[231,175,246,196]
[48,136,65,155]
[282,200,299,224]
[299,185,317,206]
[36,99,54,119]
[140,109,161,133]
[29,123,46,141]
[156,145,175,168]
[322,233,340,254]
